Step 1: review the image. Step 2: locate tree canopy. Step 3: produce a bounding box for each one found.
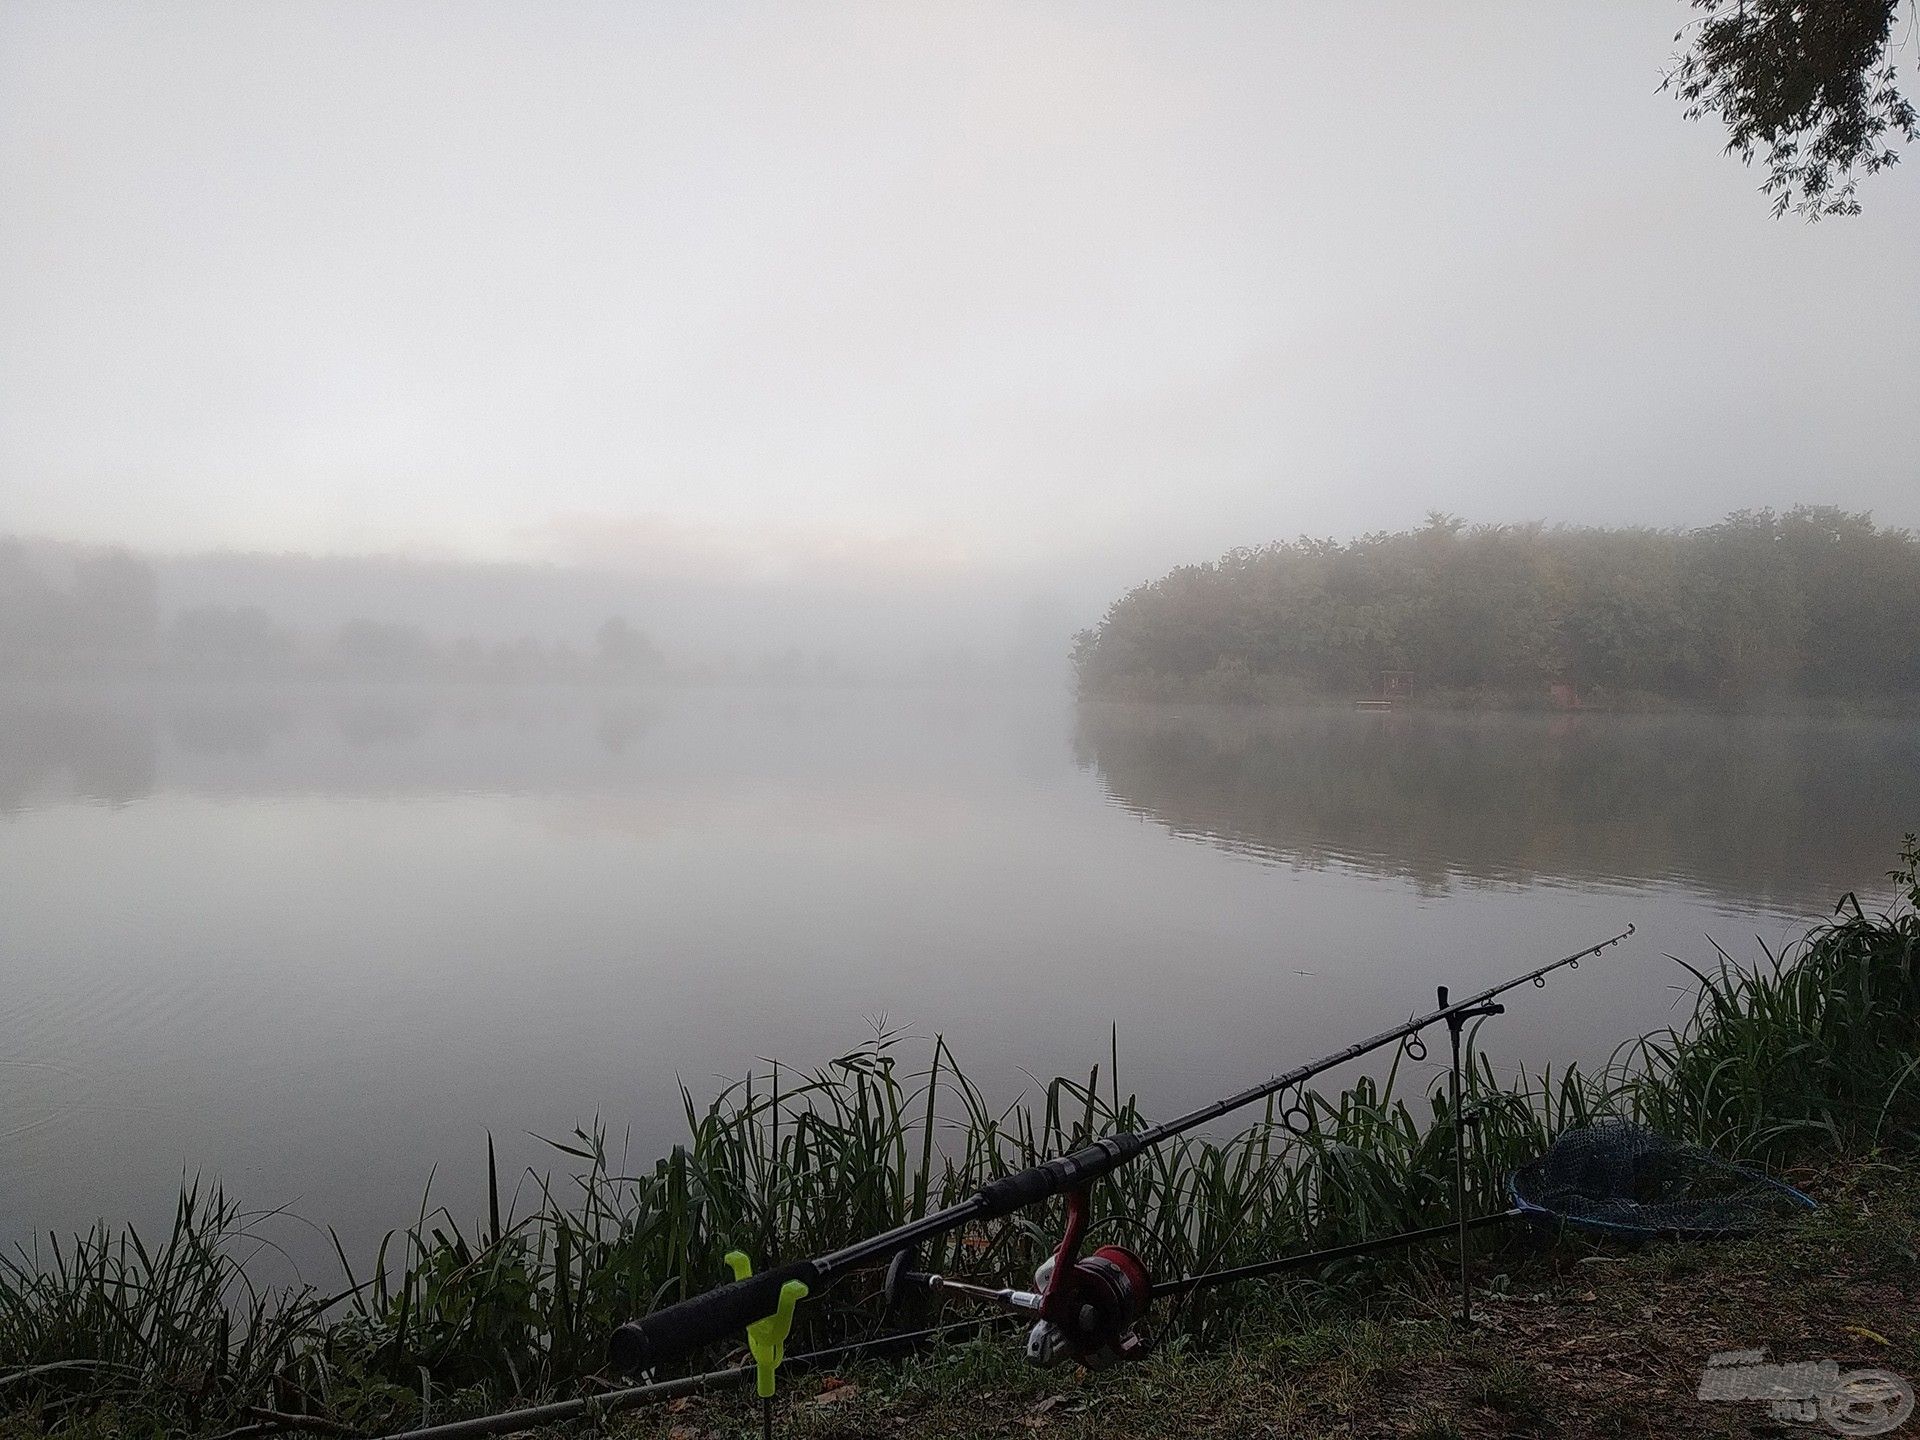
[1072,507,1920,705]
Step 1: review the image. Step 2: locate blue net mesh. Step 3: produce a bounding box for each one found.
[1510,1120,1815,1238]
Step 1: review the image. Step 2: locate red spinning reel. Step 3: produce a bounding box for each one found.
[885,1187,1152,1368]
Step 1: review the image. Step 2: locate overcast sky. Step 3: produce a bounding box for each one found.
[2,1,1916,609]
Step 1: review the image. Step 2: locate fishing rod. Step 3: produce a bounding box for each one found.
[380,1210,1530,1440]
[608,924,1633,1376]
[376,1211,1532,1440]
[373,927,1630,1440]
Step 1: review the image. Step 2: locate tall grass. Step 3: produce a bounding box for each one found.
[1621,840,1920,1158]
[0,1184,329,1425]
[6,839,1918,1433]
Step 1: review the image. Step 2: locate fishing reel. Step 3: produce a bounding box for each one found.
[1024,1236,1152,1367]
[885,1188,1152,1369]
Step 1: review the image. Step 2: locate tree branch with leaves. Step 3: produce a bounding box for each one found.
[1668,0,1918,217]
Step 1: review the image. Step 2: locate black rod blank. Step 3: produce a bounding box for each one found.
[1151,1209,1521,1299]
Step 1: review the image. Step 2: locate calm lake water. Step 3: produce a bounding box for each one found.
[2,683,1914,1272]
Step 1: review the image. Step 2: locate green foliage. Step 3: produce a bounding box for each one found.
[1668,0,1918,218]
[0,1184,330,1427]
[1073,508,1920,704]
[1622,834,1920,1159]
[4,844,1919,1433]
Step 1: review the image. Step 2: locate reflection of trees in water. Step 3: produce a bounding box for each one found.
[1074,703,1920,909]
[0,703,157,809]
[0,688,667,803]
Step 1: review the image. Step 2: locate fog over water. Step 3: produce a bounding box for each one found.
[2,2,1919,1274]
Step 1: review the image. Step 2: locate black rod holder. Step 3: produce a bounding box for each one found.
[1439,985,1504,1327]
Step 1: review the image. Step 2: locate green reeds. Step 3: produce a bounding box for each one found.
[0,1182,328,1424]
[1618,836,1920,1160]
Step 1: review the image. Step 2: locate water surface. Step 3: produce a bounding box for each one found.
[2,684,1909,1270]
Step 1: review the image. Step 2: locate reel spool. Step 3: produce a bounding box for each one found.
[878,1193,1153,1369]
[1024,1241,1151,1368]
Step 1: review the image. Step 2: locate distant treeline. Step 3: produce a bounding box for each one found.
[0,541,663,683]
[1073,507,1920,705]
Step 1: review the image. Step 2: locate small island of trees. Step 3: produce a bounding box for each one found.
[1072,507,1920,707]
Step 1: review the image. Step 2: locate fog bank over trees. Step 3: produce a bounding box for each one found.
[1073,507,1920,706]
[17,505,1920,702]
[0,537,1076,686]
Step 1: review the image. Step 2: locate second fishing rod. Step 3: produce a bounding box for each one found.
[607,923,1634,1375]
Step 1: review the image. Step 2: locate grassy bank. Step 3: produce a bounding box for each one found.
[5,842,1918,1437]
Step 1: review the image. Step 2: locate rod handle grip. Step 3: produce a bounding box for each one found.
[608,1259,821,1374]
[974,1133,1146,1216]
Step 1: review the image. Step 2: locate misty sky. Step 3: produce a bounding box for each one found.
[2,1,1916,610]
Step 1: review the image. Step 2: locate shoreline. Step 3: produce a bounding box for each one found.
[1075,686,1920,720]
